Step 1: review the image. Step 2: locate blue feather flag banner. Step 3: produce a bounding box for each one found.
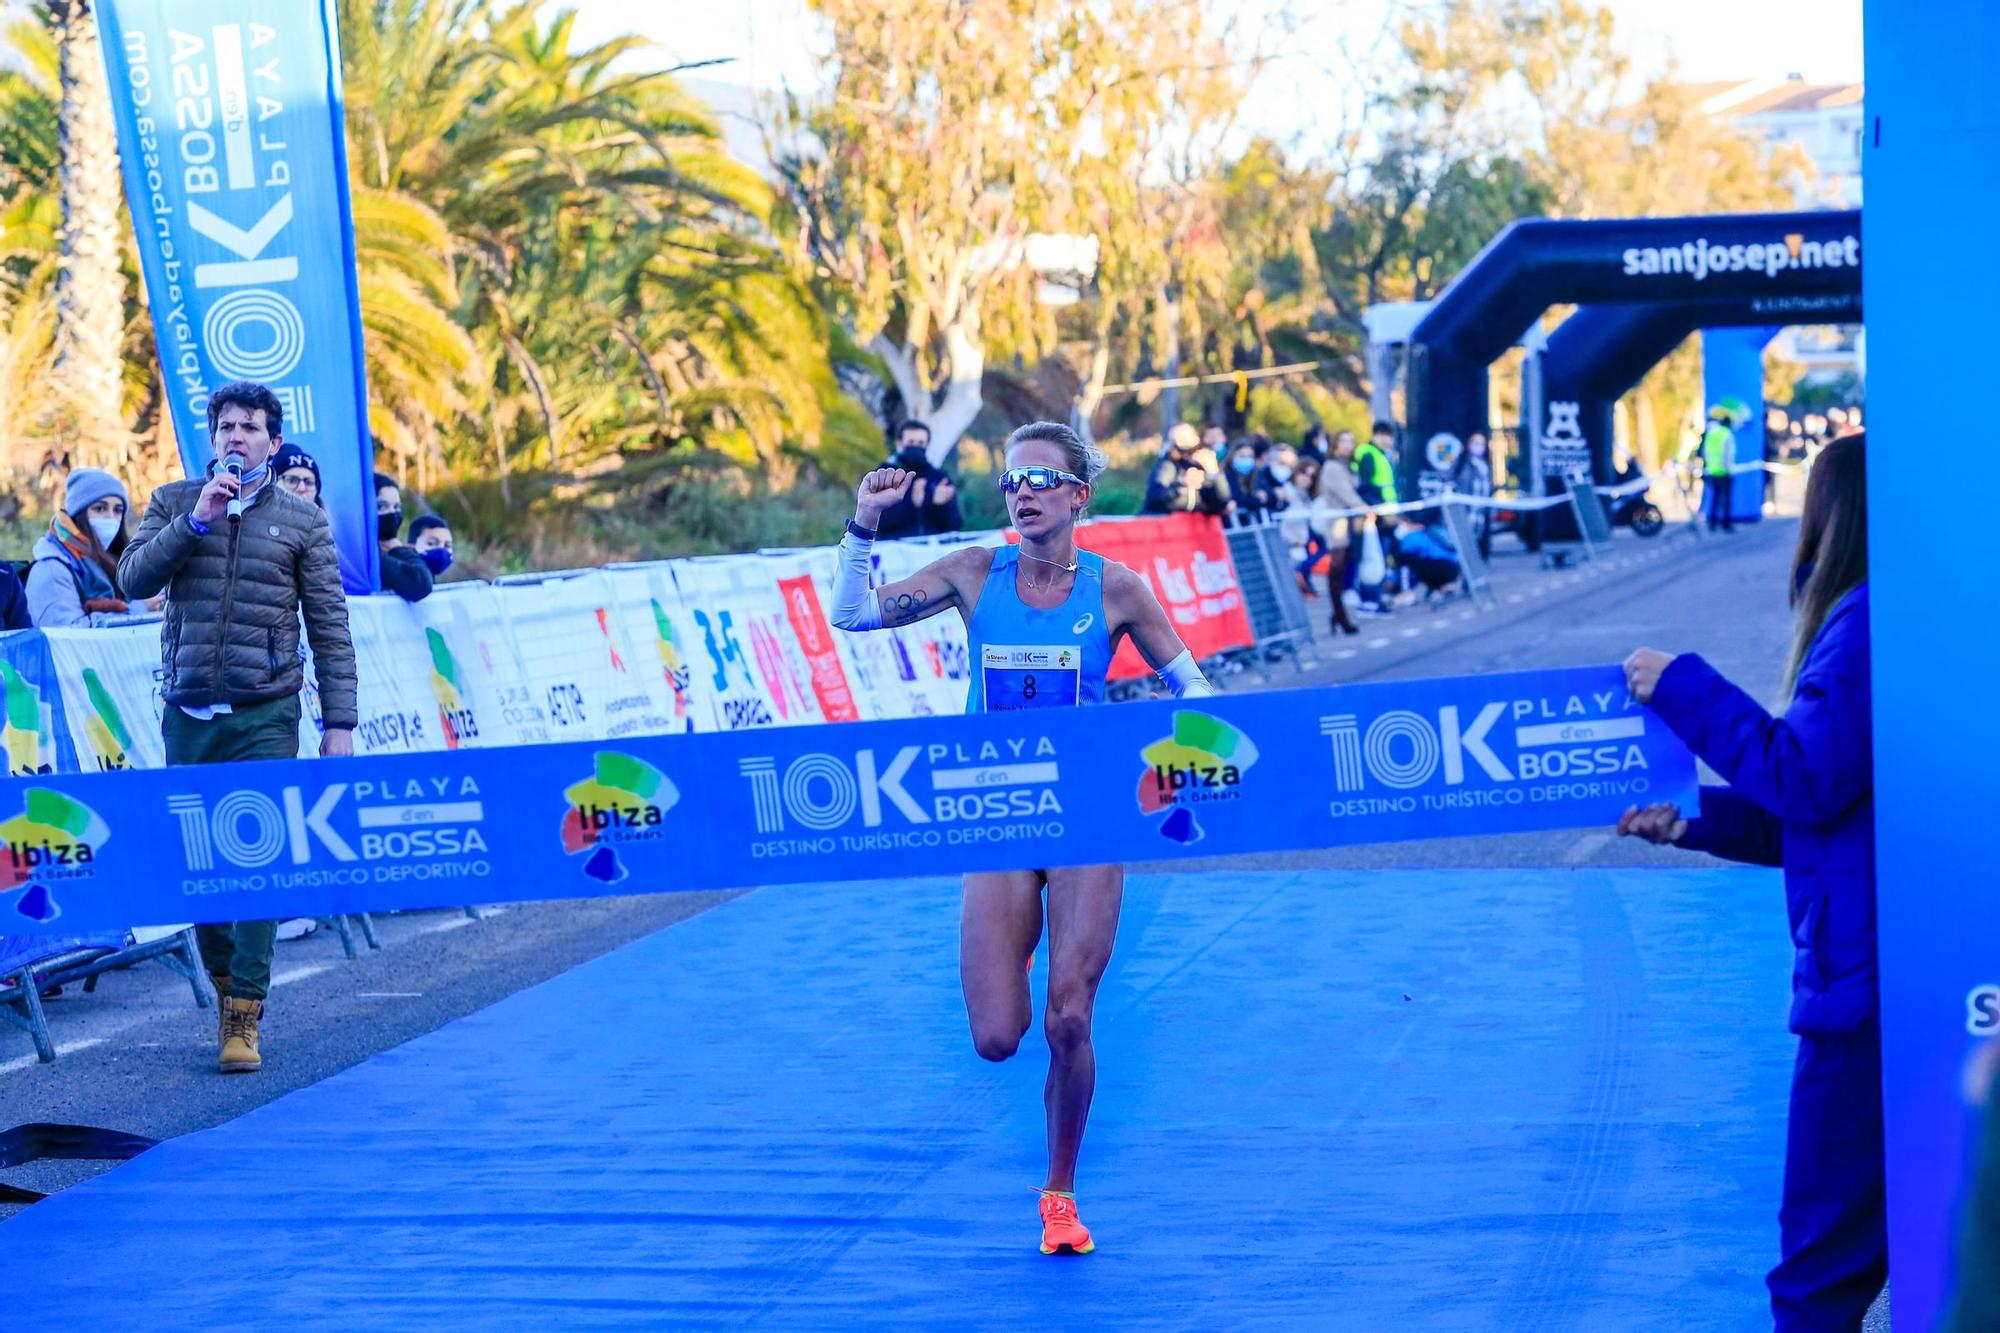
[96,0,379,593]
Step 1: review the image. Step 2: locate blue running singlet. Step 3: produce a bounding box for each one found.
[963,545,1114,713]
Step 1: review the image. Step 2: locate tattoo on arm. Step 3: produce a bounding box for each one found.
[882,589,929,626]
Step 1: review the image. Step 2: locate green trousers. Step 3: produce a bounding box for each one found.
[163,695,303,1003]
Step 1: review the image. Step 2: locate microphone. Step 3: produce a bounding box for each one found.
[224,456,245,524]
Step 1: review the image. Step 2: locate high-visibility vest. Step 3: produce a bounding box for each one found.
[1701,423,1736,474]
[1353,442,1398,504]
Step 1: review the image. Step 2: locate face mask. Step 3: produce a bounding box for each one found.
[88,515,122,548]
[420,546,454,576]
[1231,456,1255,476]
[1271,464,1294,483]
[379,509,402,541]
[898,446,928,468]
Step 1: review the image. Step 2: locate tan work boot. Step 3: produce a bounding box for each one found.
[209,975,231,1043]
[218,996,263,1073]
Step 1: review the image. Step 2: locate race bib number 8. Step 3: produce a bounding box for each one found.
[982,644,1081,711]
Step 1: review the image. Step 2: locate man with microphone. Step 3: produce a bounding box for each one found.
[120,380,358,1075]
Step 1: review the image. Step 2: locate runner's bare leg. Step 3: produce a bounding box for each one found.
[961,870,1045,1062]
[1040,863,1123,1193]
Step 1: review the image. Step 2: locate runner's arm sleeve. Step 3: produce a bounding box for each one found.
[1158,650,1217,698]
[829,531,882,631]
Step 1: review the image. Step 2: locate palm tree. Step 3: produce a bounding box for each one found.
[48,0,128,471]
[0,1,856,511]
[342,0,840,480]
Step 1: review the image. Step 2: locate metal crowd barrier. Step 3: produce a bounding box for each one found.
[1222,513,1316,674]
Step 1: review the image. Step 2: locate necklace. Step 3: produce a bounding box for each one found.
[1018,546,1078,593]
[1018,548,1079,573]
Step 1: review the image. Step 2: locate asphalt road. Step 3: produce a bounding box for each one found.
[1,516,1806,1216]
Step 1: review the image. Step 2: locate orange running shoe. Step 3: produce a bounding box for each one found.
[1038,1189,1095,1255]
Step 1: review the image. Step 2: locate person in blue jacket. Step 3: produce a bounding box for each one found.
[1616,431,1881,1329]
[1390,514,1460,594]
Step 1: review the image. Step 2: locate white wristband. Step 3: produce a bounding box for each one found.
[1159,649,1216,698]
[829,532,882,631]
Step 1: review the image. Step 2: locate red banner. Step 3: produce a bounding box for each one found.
[777,575,862,722]
[1010,513,1255,680]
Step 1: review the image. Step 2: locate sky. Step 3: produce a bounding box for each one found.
[561,0,1864,108]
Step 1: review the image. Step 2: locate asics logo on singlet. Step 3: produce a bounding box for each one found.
[1071,613,1095,634]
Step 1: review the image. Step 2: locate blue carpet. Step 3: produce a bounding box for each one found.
[0,869,1793,1329]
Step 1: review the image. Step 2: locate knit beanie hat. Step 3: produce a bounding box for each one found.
[62,467,127,517]
[270,442,323,497]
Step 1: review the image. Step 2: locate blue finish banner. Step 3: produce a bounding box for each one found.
[0,666,1694,933]
[96,0,378,594]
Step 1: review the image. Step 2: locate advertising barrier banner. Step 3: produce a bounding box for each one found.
[42,627,160,772]
[1064,515,1255,678]
[0,632,76,778]
[96,0,379,594]
[0,665,1694,932]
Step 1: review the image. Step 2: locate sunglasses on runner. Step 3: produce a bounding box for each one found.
[997,466,1086,494]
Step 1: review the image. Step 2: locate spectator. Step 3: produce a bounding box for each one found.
[1701,404,1738,534]
[1143,423,1233,517]
[1618,433,1881,1328]
[118,379,358,1075]
[374,471,435,602]
[1200,423,1229,459]
[1312,438,1365,635]
[1353,421,1400,507]
[1252,443,1299,516]
[407,514,458,581]
[874,420,964,539]
[1282,454,1323,599]
[1948,1041,2000,1330]
[1450,431,1495,561]
[27,468,158,627]
[1352,423,1401,614]
[1391,515,1460,596]
[1299,423,1331,466]
[1223,440,1265,514]
[0,563,28,631]
[272,442,321,505]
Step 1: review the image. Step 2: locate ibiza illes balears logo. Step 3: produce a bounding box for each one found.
[560,751,680,884]
[425,628,480,749]
[1135,711,1259,844]
[1,789,111,923]
[1,661,55,776]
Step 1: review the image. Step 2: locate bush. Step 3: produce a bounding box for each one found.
[429,451,857,577]
[957,452,1152,530]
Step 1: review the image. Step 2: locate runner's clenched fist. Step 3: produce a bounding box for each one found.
[856,467,916,528]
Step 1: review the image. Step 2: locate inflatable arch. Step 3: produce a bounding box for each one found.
[1397,210,1862,497]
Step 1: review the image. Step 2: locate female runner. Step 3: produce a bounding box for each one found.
[829,421,1216,1255]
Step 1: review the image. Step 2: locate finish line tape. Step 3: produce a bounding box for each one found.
[1,665,1694,933]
